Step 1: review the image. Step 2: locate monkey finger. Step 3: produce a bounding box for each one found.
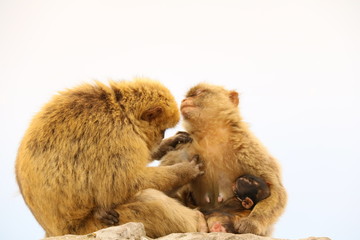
[178,132,192,141]
[176,131,190,136]
[175,131,192,143]
[102,212,119,225]
[192,155,205,171]
[190,154,201,164]
[177,136,192,144]
[95,208,120,226]
[100,217,118,226]
[108,209,120,219]
[196,163,205,173]
[194,163,205,176]
[170,134,192,148]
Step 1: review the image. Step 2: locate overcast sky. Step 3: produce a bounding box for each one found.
[1,1,359,239]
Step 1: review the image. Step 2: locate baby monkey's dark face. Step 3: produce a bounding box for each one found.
[233,174,271,210]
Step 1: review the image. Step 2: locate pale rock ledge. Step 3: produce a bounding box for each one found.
[43,222,331,240]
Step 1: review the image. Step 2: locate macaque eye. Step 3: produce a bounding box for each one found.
[187,89,205,98]
[195,89,204,96]
[187,92,197,98]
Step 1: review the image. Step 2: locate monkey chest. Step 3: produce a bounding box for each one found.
[190,140,241,209]
[191,168,238,209]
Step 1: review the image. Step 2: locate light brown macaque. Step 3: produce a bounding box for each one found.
[15,78,205,238]
[203,174,270,233]
[160,83,287,236]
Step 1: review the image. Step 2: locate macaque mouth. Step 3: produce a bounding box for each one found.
[180,104,195,110]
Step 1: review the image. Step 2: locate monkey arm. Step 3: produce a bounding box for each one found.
[151,139,175,160]
[235,182,287,236]
[151,131,192,160]
[253,183,287,220]
[139,159,203,193]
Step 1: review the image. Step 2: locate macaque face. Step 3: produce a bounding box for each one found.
[181,84,239,122]
[180,88,206,119]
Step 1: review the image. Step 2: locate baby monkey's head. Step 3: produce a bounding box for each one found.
[233,174,270,209]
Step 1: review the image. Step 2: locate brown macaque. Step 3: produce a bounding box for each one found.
[15,78,205,238]
[203,174,270,233]
[160,83,287,236]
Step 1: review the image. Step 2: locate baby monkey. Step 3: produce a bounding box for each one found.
[204,174,270,233]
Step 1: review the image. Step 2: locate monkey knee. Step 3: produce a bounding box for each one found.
[115,194,199,237]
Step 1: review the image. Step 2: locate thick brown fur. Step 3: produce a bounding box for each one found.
[160,83,287,236]
[15,78,204,237]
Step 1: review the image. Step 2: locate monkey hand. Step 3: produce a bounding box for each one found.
[234,217,265,235]
[172,131,192,146]
[188,154,205,178]
[152,131,192,159]
[173,155,204,182]
[94,208,120,226]
[163,131,192,149]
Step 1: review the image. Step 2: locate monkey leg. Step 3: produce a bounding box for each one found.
[115,188,201,238]
[60,189,202,237]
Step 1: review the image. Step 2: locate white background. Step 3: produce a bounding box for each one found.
[1,1,359,239]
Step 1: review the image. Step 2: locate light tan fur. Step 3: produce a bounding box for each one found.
[15,78,203,237]
[160,83,287,236]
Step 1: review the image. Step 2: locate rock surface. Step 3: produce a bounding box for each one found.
[43,222,331,240]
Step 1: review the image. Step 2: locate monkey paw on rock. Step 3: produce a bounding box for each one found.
[235,218,265,236]
[94,208,120,226]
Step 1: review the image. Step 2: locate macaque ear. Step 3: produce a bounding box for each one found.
[141,106,163,122]
[241,197,254,209]
[229,91,239,106]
